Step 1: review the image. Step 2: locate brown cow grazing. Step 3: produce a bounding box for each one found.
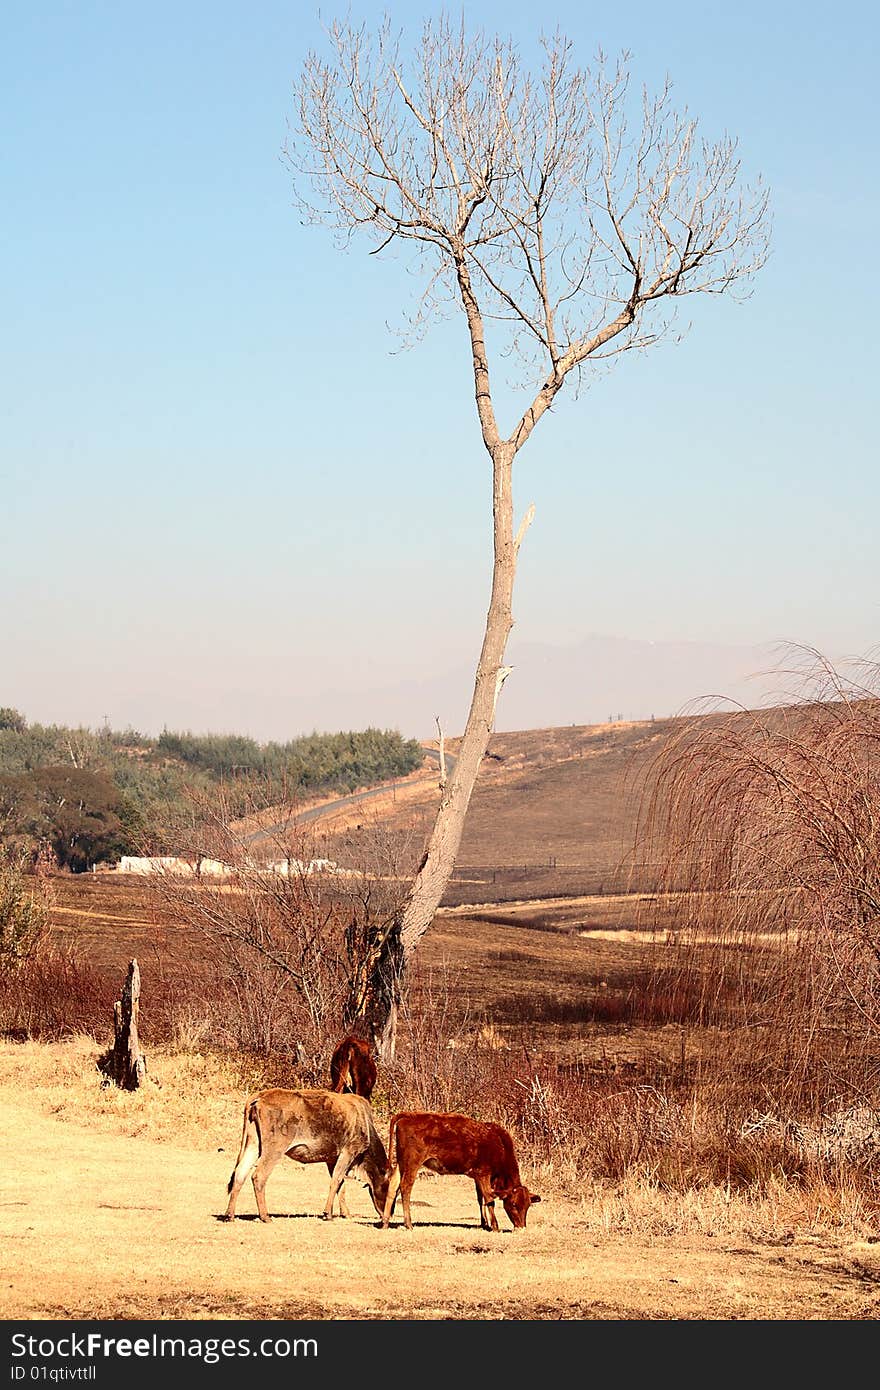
[381,1111,540,1232]
[329,1035,377,1101]
[223,1088,389,1223]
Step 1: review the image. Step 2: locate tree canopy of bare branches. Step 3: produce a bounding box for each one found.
[288,14,771,1054]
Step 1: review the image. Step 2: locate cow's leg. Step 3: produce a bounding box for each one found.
[381,1167,400,1228]
[474,1180,493,1231]
[323,1152,351,1220]
[223,1130,260,1221]
[327,1163,351,1218]
[399,1169,417,1231]
[250,1151,283,1223]
[476,1178,499,1231]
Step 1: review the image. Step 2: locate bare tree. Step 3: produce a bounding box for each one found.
[289,14,770,1055]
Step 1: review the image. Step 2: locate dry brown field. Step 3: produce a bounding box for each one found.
[311,717,677,902]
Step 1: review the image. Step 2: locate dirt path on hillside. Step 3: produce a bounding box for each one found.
[1,1094,878,1321]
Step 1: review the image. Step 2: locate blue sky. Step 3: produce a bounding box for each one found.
[3,1,878,740]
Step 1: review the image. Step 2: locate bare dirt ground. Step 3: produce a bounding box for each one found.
[2,1064,878,1321]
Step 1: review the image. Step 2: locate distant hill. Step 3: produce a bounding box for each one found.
[314,715,701,904]
[315,684,874,907]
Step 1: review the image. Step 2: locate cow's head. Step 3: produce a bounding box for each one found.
[365,1169,390,1218]
[502,1184,541,1229]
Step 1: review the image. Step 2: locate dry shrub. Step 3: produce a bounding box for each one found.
[135,948,330,1087]
[149,862,350,1062]
[576,1167,876,1240]
[0,856,113,1042]
[141,803,413,1066]
[385,961,479,1113]
[382,962,569,1123]
[495,965,723,1029]
[0,944,113,1041]
[636,649,880,1111]
[0,850,53,968]
[500,1066,876,1205]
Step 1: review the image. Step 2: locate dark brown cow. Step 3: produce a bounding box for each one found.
[223,1088,389,1223]
[381,1111,540,1232]
[329,1035,377,1100]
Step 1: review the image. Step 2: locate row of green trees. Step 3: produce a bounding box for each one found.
[0,709,423,870]
[155,726,422,788]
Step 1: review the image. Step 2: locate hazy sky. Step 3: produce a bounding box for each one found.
[3,1,878,741]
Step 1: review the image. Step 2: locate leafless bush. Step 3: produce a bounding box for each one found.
[636,650,880,1108]
[495,965,727,1029]
[0,945,113,1041]
[0,850,115,1040]
[146,795,411,1066]
[385,963,483,1113]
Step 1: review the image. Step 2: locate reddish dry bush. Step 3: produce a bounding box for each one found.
[140,802,413,1064]
[0,946,114,1041]
[494,965,741,1030]
[636,650,880,1109]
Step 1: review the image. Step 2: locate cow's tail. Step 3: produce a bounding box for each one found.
[386,1113,399,1174]
[227,1098,260,1193]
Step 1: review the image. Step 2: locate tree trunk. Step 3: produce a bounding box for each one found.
[343,913,403,1050]
[101,958,147,1090]
[354,444,518,1059]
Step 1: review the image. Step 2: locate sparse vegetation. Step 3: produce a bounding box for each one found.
[0,850,51,967]
[0,853,112,1040]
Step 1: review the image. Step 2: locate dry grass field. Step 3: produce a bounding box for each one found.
[2,1038,879,1321]
[41,875,693,1080]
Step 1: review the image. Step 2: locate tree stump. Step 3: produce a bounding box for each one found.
[101,958,147,1090]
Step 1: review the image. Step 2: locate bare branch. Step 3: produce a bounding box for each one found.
[289,19,768,425]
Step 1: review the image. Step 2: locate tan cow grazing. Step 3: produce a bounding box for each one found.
[381,1111,541,1232]
[329,1035,377,1100]
[223,1088,389,1223]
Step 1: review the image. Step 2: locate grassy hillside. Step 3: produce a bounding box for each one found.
[315,716,694,903]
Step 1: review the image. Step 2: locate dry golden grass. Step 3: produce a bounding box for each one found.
[1,1038,875,1242]
[2,1038,879,1320]
[0,1035,243,1148]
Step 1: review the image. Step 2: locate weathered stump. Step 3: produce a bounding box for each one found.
[100,958,147,1090]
